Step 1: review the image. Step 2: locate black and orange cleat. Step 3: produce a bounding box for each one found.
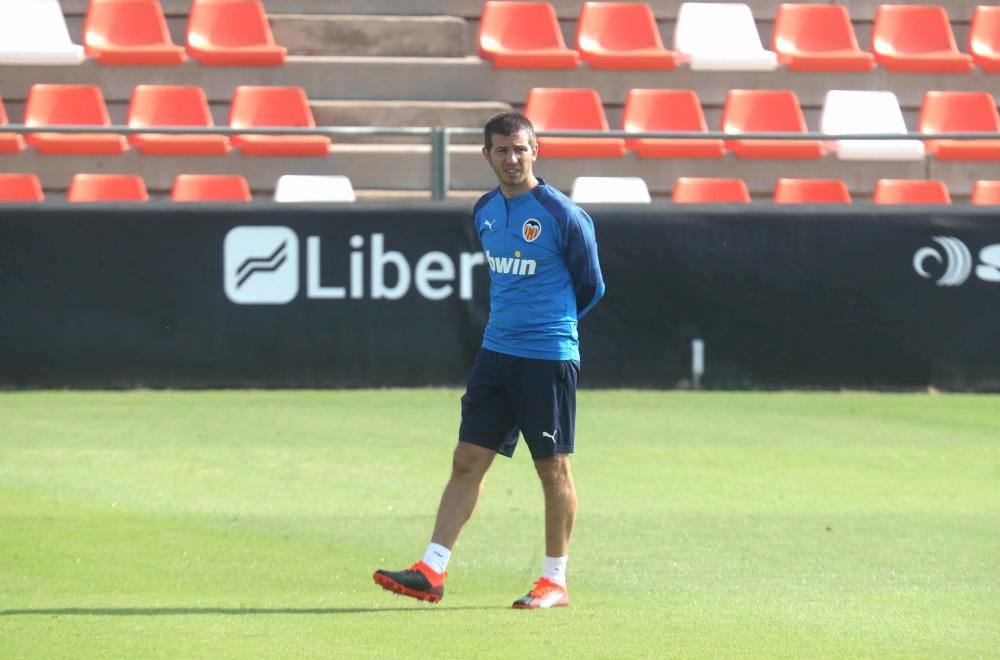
[512,577,569,609]
[373,561,446,603]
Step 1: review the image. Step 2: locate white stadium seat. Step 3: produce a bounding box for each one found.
[820,90,925,161]
[674,2,778,71]
[0,0,85,64]
[273,175,357,202]
[571,176,652,203]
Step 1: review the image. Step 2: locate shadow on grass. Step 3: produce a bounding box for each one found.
[0,605,503,617]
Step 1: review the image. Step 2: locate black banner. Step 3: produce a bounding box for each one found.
[1,203,998,390]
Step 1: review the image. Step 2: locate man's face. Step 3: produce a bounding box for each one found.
[483,129,538,195]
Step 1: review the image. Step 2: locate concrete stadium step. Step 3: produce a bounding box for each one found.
[269,14,467,58]
[309,100,510,143]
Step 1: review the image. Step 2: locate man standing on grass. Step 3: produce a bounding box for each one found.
[373,112,605,609]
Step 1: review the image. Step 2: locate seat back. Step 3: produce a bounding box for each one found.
[971,180,1000,205]
[820,90,925,160]
[0,0,85,63]
[722,89,822,158]
[229,86,315,128]
[872,4,959,55]
[919,91,1000,134]
[524,87,626,157]
[0,174,45,202]
[0,96,26,153]
[274,175,357,202]
[674,2,777,70]
[873,179,951,205]
[128,85,215,128]
[68,174,149,202]
[969,6,1000,71]
[571,176,651,203]
[25,84,112,127]
[172,174,252,202]
[577,2,664,52]
[479,1,568,54]
[85,0,173,48]
[672,177,751,203]
[773,4,859,53]
[773,178,852,204]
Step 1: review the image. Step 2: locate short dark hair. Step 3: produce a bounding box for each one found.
[483,112,536,150]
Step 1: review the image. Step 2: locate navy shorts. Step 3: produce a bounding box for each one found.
[459,348,580,460]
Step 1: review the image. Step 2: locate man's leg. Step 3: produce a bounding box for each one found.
[534,453,577,558]
[431,441,497,549]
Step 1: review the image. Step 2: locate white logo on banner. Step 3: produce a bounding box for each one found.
[224,226,300,304]
[913,236,1000,286]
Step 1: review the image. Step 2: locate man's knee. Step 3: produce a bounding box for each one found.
[534,453,574,487]
[451,441,496,480]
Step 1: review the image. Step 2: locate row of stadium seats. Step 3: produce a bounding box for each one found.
[0,0,284,66]
[0,85,327,156]
[0,173,356,202]
[4,84,998,161]
[571,176,1000,204]
[527,88,1000,160]
[480,2,1000,72]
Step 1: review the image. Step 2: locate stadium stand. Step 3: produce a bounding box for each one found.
[127,84,231,155]
[185,0,287,65]
[0,173,45,202]
[273,174,357,202]
[478,1,579,68]
[721,89,823,159]
[871,4,973,73]
[772,177,852,204]
[671,176,751,203]
[570,175,652,203]
[171,173,252,201]
[575,2,676,69]
[622,88,724,158]
[84,0,186,65]
[0,0,85,64]
[523,87,626,157]
[771,3,874,72]
[67,173,149,201]
[872,178,952,205]
[24,84,128,155]
[0,0,998,201]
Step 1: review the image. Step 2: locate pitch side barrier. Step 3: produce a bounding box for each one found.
[1,202,998,390]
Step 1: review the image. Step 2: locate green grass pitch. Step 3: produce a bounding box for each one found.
[1,390,998,658]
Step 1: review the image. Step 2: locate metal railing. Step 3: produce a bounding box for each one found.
[3,124,998,200]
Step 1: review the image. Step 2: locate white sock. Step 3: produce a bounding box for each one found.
[541,555,568,586]
[421,542,451,574]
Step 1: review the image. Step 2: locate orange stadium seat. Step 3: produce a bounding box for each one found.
[721,89,824,159]
[772,3,874,72]
[478,1,578,68]
[0,174,45,202]
[229,86,331,156]
[127,85,230,156]
[523,88,626,158]
[918,91,1000,160]
[0,96,26,153]
[67,174,149,202]
[969,6,1000,73]
[871,5,973,73]
[672,177,751,203]
[773,178,852,204]
[971,180,1000,205]
[24,84,128,155]
[84,0,186,65]
[171,174,252,201]
[186,0,286,66]
[575,2,676,69]
[622,89,724,158]
[873,179,951,205]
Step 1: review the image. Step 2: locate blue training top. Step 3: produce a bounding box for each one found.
[472,179,605,361]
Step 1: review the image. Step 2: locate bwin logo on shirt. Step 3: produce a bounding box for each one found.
[486,250,537,276]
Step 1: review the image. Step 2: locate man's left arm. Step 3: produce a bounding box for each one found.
[562,209,605,319]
